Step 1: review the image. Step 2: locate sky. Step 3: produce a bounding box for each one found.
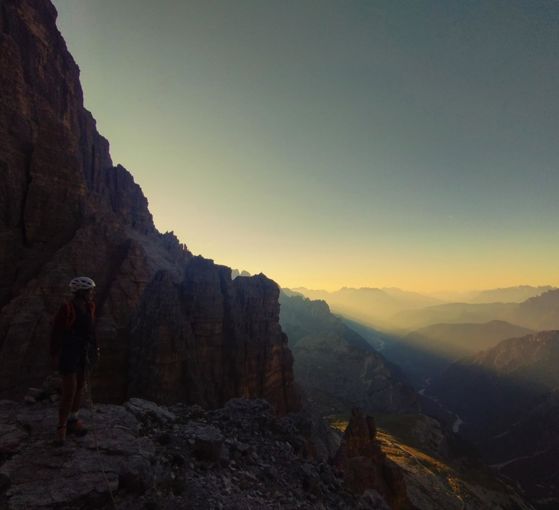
[52,0,559,293]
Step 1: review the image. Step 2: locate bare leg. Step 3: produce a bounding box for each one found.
[56,373,77,443]
[70,370,85,413]
[59,373,77,426]
[67,369,89,436]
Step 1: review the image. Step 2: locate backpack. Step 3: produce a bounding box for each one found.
[63,301,96,330]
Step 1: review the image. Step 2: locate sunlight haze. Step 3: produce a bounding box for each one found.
[52,0,559,292]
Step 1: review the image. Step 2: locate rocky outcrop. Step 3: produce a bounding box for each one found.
[1,382,533,509]
[331,410,533,510]
[334,408,413,510]
[0,397,387,510]
[128,263,299,414]
[375,421,534,510]
[0,0,299,413]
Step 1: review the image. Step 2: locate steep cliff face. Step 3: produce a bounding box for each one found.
[129,262,299,414]
[0,0,299,414]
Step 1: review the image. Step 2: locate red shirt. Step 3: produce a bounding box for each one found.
[49,300,96,357]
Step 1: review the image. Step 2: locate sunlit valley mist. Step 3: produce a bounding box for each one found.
[274,282,559,506]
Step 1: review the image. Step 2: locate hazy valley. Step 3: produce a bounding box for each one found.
[291,285,559,509]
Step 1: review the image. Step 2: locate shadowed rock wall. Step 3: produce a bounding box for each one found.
[0,0,299,414]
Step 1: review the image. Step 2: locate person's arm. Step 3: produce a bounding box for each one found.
[49,304,68,368]
[89,302,100,360]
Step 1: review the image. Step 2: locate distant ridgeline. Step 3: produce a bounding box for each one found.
[293,285,559,331]
[391,289,559,331]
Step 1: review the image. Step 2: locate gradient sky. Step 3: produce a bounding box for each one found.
[52,0,559,292]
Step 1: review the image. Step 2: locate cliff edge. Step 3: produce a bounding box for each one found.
[0,0,299,414]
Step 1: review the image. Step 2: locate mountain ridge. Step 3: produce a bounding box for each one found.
[427,330,559,507]
[0,0,299,413]
[392,290,559,331]
[379,320,534,388]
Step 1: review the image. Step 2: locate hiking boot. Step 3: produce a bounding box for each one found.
[67,418,88,437]
[54,424,67,446]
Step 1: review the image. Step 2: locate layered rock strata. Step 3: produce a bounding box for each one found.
[0,0,299,414]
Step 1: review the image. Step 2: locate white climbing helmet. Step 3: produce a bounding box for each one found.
[69,276,96,292]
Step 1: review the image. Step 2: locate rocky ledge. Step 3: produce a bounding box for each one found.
[0,396,398,510]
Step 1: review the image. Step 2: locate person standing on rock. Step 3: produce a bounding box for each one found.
[50,276,99,445]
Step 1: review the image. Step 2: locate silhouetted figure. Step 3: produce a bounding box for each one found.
[50,277,98,445]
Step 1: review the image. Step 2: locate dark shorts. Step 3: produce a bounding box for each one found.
[59,336,87,375]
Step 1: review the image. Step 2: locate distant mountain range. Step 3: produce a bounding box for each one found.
[393,289,559,331]
[430,286,555,304]
[468,286,556,304]
[292,285,557,331]
[279,291,420,416]
[292,286,441,327]
[404,320,534,358]
[427,331,559,507]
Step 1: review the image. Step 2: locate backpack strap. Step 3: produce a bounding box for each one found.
[63,301,95,331]
[64,302,76,330]
[88,302,96,320]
